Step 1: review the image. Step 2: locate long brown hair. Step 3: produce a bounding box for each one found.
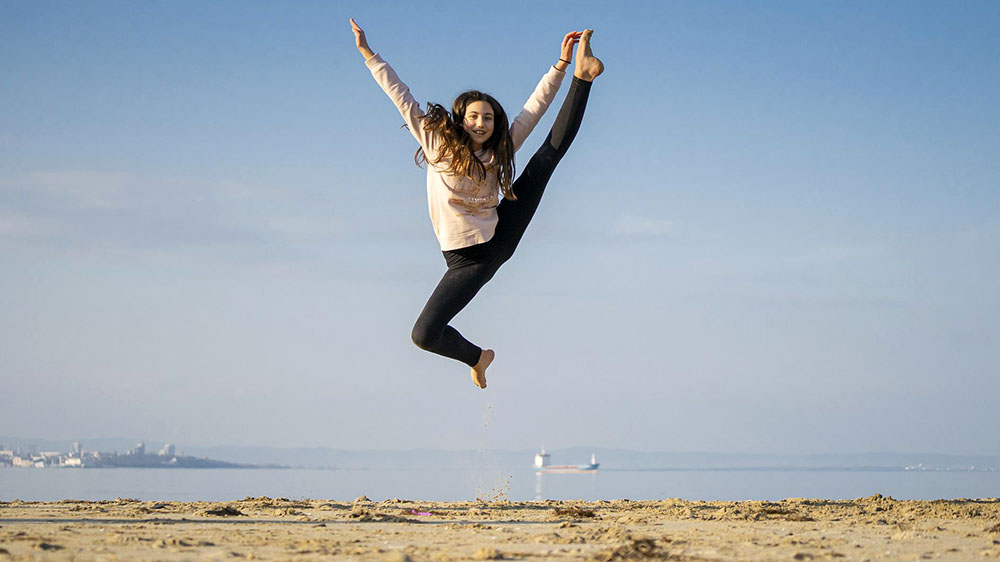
[414,91,517,200]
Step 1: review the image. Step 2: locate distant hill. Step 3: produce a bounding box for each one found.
[3,437,997,471]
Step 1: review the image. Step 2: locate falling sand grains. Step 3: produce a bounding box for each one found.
[483,403,494,431]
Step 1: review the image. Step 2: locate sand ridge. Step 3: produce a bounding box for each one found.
[1,495,999,560]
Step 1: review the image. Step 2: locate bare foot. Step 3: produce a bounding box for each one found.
[574,29,604,82]
[471,349,494,389]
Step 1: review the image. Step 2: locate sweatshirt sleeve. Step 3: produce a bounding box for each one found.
[365,53,437,156]
[508,65,567,152]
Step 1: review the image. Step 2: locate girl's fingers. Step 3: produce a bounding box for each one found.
[561,30,581,59]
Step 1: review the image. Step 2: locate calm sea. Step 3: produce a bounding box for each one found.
[2,468,998,502]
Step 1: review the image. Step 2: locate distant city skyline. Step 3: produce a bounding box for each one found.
[2,1,999,455]
[0,439,259,469]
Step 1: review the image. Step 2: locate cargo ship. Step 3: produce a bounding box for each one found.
[533,448,599,473]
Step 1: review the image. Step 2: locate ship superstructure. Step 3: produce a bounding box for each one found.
[533,448,599,473]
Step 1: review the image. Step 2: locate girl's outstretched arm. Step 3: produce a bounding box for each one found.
[350,18,375,60]
[350,18,437,156]
[509,31,581,152]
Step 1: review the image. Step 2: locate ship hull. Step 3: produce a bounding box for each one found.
[535,464,599,474]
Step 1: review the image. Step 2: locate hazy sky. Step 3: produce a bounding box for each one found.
[2,1,998,455]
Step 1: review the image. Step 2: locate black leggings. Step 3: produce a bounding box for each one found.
[410,77,592,366]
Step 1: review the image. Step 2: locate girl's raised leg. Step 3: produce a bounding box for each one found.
[493,29,603,260]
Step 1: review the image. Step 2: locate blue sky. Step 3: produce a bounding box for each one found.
[2,1,998,454]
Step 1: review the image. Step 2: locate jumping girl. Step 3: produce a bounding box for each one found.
[350,18,603,389]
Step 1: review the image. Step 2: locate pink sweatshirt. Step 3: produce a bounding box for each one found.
[365,53,566,250]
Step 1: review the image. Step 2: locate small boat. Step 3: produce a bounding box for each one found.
[533,448,599,473]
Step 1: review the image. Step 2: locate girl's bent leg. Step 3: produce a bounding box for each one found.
[493,77,592,260]
[411,259,496,367]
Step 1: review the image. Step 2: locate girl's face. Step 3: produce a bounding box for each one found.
[462,100,494,149]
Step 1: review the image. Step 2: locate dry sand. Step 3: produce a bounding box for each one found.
[2,495,1000,560]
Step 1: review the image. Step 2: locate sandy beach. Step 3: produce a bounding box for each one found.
[2,495,999,560]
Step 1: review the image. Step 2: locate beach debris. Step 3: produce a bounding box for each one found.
[553,506,597,519]
[349,507,418,523]
[385,552,413,562]
[986,523,1000,533]
[155,538,203,547]
[444,522,494,531]
[406,509,436,516]
[148,502,167,510]
[547,532,587,545]
[752,506,815,522]
[202,505,245,517]
[472,547,504,560]
[594,537,665,561]
[353,495,371,503]
[271,508,304,516]
[570,525,636,548]
[236,497,310,511]
[34,542,64,551]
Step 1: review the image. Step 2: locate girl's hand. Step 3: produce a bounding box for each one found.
[350,18,375,60]
[555,31,582,71]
